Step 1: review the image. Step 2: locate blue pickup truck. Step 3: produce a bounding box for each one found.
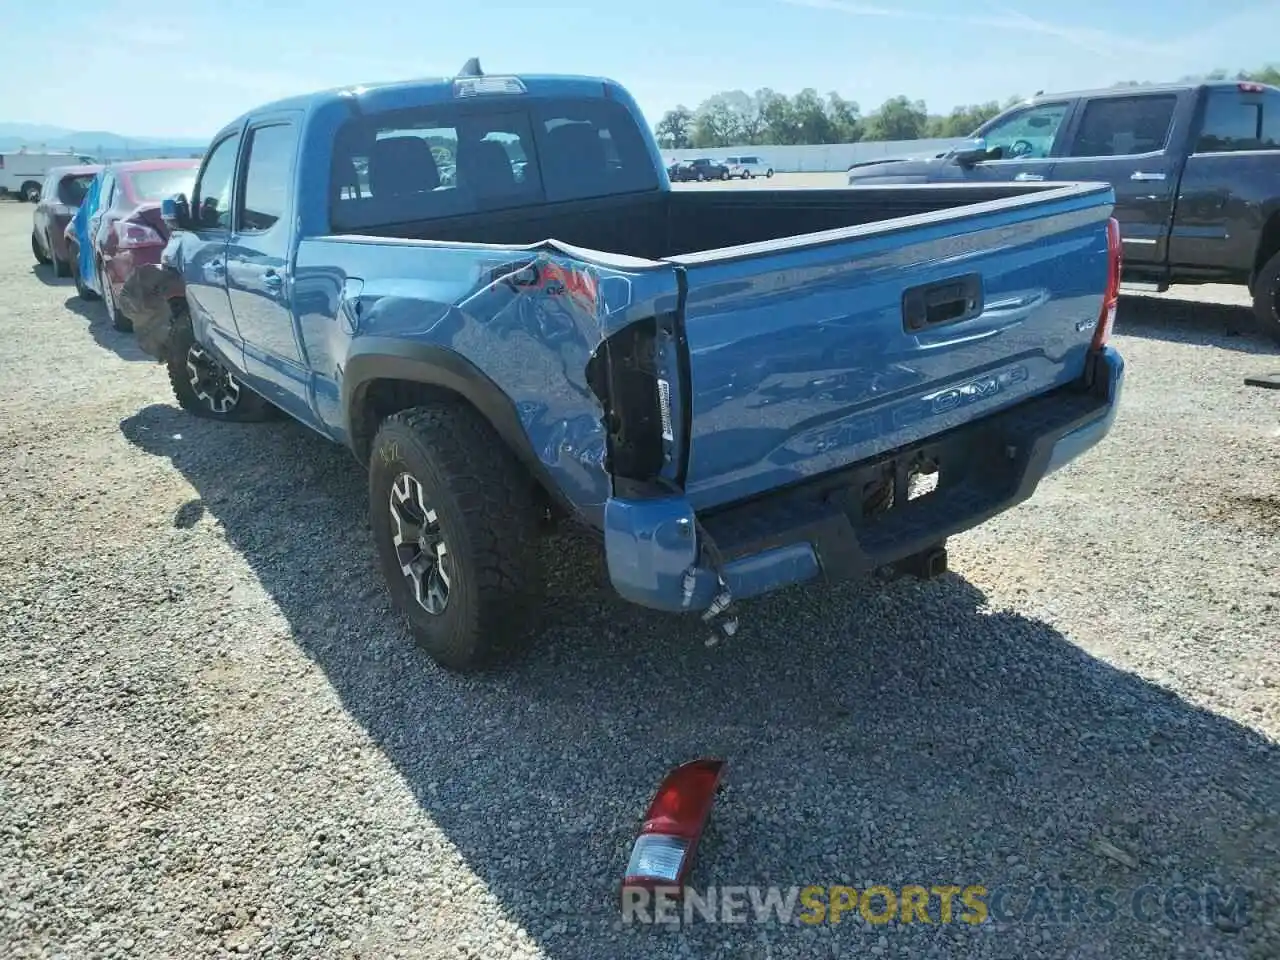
[128,61,1125,671]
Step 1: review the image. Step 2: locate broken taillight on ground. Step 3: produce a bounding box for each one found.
[620,759,725,903]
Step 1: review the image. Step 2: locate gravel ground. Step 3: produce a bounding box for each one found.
[1,194,1278,960]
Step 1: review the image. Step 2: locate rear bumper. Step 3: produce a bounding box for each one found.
[119,263,186,361]
[604,347,1125,612]
[105,248,164,311]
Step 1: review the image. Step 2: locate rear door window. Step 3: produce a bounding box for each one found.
[1067,94,1178,157]
[237,123,298,233]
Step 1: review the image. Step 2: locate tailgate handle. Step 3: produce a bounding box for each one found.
[902,274,983,333]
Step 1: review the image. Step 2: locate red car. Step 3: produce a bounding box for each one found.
[89,158,199,331]
[31,165,101,276]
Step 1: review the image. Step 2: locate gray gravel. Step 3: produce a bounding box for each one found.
[1,195,1278,960]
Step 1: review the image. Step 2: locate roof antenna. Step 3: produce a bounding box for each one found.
[458,58,483,78]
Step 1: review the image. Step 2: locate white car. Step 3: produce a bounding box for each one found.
[724,155,774,179]
[0,151,96,202]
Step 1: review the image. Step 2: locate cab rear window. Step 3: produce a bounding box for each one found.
[330,97,660,231]
[1195,89,1280,152]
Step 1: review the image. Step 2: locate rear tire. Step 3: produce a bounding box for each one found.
[766,168,774,178]
[165,307,274,422]
[20,181,41,203]
[31,231,50,266]
[1251,250,1280,344]
[99,260,132,332]
[368,404,544,672]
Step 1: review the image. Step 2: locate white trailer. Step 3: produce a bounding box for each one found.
[0,151,96,201]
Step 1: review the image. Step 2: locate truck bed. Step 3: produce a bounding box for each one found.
[342,182,1077,260]
[307,179,1115,524]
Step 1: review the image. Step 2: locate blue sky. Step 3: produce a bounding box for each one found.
[3,0,1278,139]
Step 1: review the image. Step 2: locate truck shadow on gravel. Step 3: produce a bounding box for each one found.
[61,295,152,363]
[121,403,1280,960]
[29,262,70,287]
[1116,295,1279,354]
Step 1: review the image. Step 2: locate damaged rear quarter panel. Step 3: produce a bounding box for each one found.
[296,237,681,527]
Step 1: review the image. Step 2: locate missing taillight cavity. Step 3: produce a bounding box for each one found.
[117,220,165,249]
[907,466,939,500]
[586,317,669,491]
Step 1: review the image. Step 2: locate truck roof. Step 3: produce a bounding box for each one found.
[1025,79,1280,105]
[222,73,627,132]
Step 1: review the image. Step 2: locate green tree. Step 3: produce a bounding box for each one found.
[927,101,1002,138]
[825,92,863,143]
[864,95,928,141]
[756,89,800,144]
[690,95,744,148]
[1241,64,1280,85]
[654,106,694,149]
[653,64,1278,148]
[792,88,833,144]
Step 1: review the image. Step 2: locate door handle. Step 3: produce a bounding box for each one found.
[1130,171,1167,181]
[1014,172,1045,182]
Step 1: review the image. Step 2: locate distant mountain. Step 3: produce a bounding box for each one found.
[0,122,77,141]
[0,123,209,161]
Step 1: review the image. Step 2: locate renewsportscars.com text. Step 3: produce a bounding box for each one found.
[622,883,1251,928]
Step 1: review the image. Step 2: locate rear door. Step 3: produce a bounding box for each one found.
[1168,85,1280,273]
[670,185,1116,510]
[224,115,310,420]
[1049,91,1187,268]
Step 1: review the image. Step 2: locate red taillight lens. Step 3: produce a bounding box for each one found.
[1239,82,1265,93]
[621,759,725,900]
[116,220,164,249]
[1093,216,1121,351]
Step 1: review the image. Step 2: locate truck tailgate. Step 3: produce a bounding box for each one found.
[668,183,1116,510]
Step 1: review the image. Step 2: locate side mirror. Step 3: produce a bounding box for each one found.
[162,193,192,232]
[953,138,992,167]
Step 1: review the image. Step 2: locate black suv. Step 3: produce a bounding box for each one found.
[670,157,730,182]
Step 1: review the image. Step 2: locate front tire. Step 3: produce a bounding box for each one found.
[21,181,41,202]
[766,168,774,178]
[165,307,274,421]
[1251,250,1280,343]
[368,404,543,672]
